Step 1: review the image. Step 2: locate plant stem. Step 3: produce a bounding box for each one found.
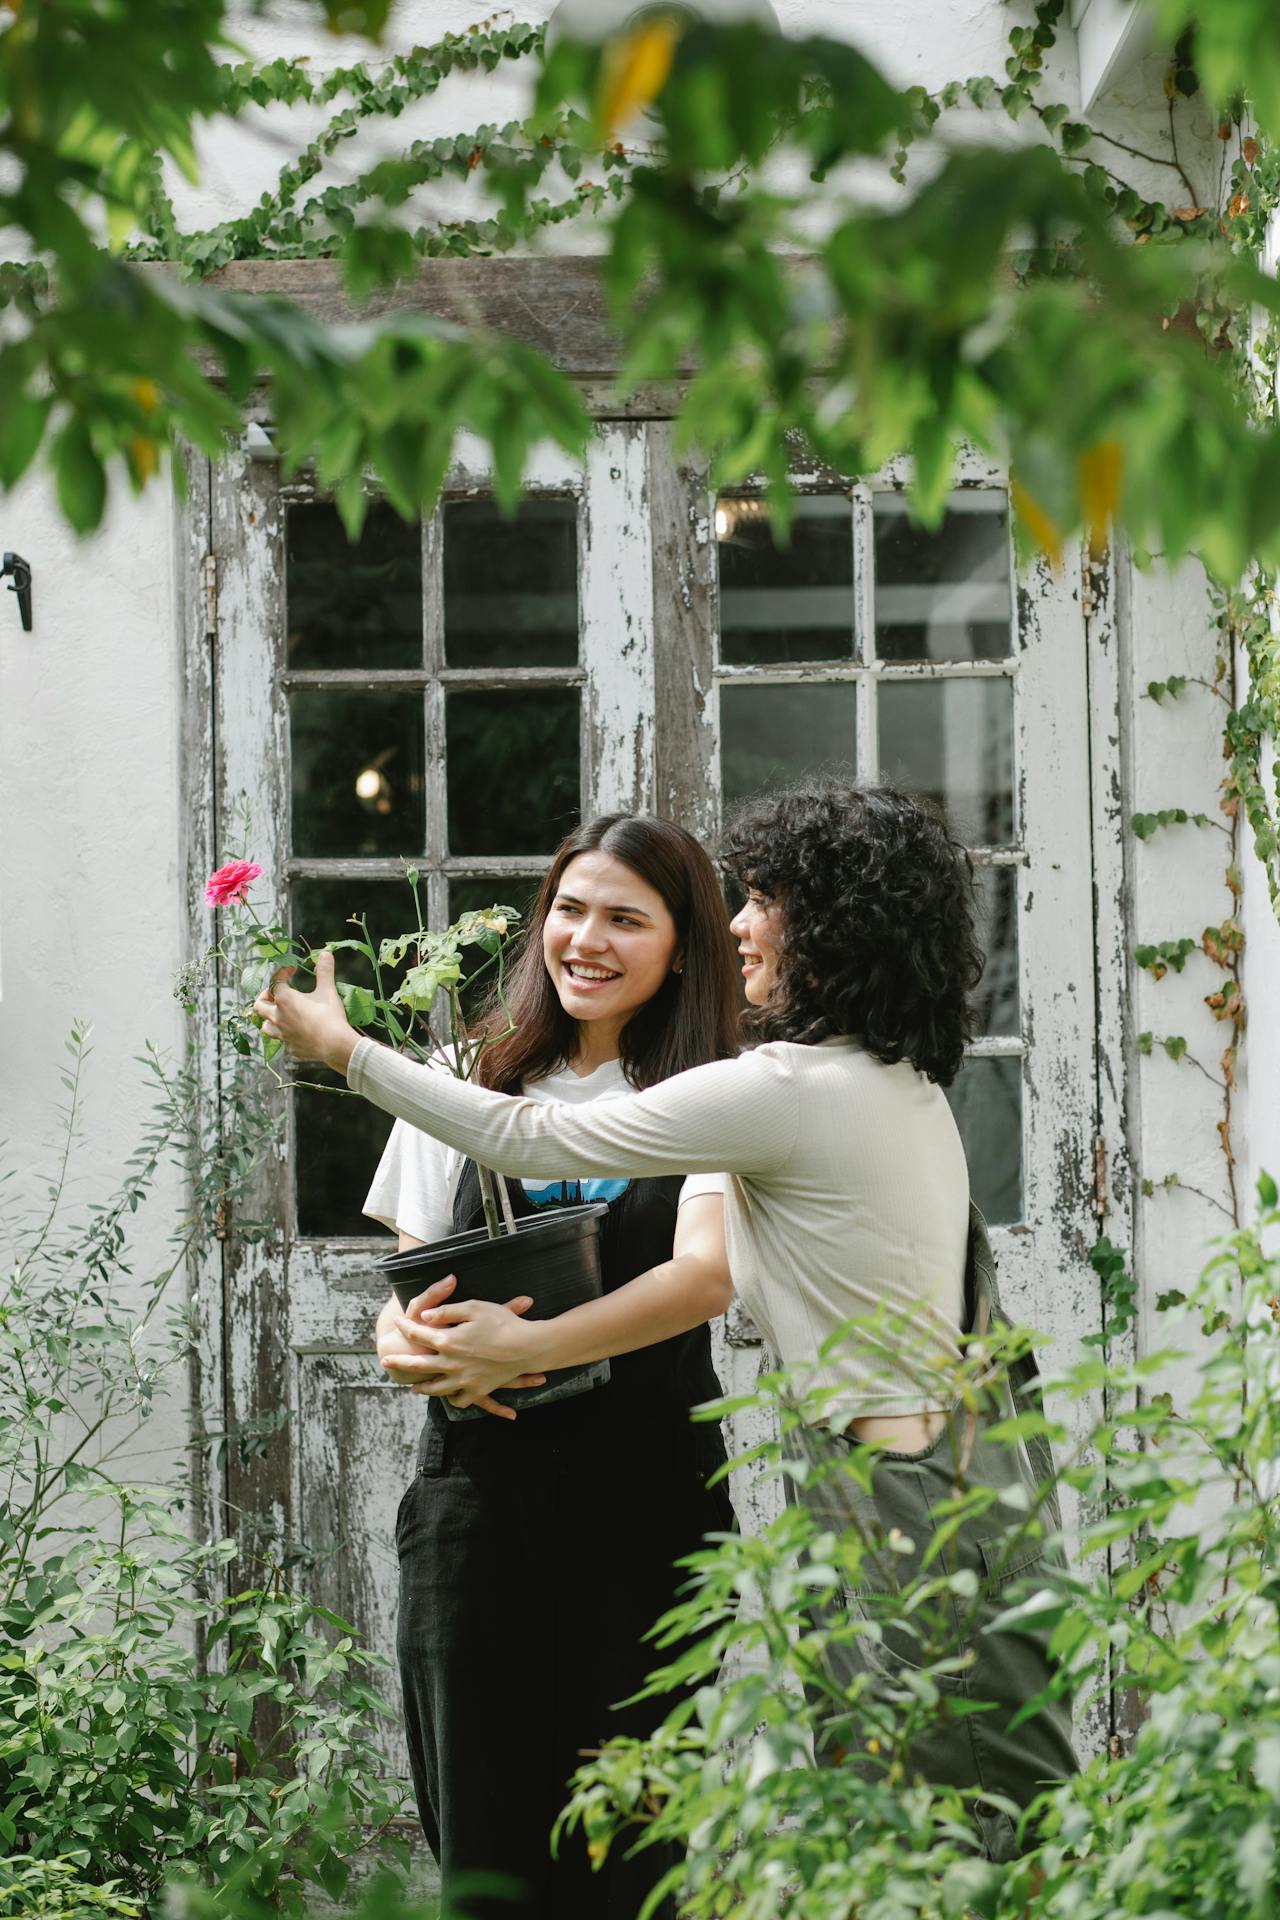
[474,1163,504,1240]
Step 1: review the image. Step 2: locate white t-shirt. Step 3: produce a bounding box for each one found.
[362,1056,729,1242]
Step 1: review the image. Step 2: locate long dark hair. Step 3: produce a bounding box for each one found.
[720,778,983,1085]
[475,814,741,1093]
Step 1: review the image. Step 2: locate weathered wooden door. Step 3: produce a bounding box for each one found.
[198,419,1107,1769]
[645,437,1106,1531]
[205,424,657,1777]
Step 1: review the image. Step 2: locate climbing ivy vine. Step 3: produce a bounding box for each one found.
[126,20,633,277]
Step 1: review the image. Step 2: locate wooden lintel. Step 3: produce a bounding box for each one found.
[140,256,637,375]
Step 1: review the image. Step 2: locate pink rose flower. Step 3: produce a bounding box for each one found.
[205,859,263,907]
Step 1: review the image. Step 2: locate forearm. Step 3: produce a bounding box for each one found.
[520,1255,730,1374]
[346,1036,795,1178]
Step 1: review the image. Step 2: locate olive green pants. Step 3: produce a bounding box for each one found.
[783,1206,1078,1863]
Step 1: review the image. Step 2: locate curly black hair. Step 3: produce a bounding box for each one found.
[720,778,984,1085]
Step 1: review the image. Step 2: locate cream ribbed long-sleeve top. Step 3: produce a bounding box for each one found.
[347,1034,970,1418]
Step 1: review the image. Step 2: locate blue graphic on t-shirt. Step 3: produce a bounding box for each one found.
[520,1177,631,1208]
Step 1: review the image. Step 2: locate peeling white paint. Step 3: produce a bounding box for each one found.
[581,424,656,813]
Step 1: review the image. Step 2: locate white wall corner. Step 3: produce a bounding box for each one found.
[1238,697,1280,1221]
[1238,214,1280,1223]
[1071,0,1157,113]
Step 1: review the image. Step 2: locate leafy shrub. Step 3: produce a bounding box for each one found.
[0,1031,409,1911]
[0,1856,142,1918]
[562,1178,1280,1920]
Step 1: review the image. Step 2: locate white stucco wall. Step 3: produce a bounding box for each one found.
[0,0,1249,1489]
[0,472,193,1485]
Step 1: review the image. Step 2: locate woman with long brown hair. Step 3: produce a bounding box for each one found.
[359,813,741,1920]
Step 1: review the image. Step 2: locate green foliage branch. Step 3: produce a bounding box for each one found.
[556,1176,1280,1920]
[0,1028,408,1910]
[201,849,523,1237]
[0,5,595,536]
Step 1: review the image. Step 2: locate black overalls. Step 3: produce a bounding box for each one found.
[394,1158,735,1920]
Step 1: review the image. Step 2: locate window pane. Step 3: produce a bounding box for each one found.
[290,878,426,1240]
[449,874,545,1023]
[945,1055,1022,1225]
[295,1064,401,1238]
[873,492,1011,662]
[972,864,1019,1038]
[449,874,543,925]
[721,681,856,808]
[447,689,580,856]
[286,501,421,671]
[290,690,424,858]
[877,678,1014,846]
[717,495,854,665]
[443,499,578,667]
[290,877,421,1000]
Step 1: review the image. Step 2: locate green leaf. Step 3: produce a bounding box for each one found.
[1259,1170,1279,1210]
[323,937,377,963]
[54,418,107,534]
[0,390,52,488]
[336,981,377,1028]
[342,222,419,301]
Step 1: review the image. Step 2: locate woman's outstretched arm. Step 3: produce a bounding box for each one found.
[255,950,799,1181]
[346,1033,796,1180]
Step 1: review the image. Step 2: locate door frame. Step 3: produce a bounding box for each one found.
[177,258,1136,1623]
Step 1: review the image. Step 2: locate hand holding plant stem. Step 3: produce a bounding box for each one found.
[198,856,524,1238]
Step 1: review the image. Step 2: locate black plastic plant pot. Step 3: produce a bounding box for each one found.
[377,1201,611,1422]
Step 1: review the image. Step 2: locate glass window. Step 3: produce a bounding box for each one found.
[289,689,424,859]
[286,501,422,670]
[877,678,1015,846]
[873,492,1011,662]
[446,688,580,856]
[945,1055,1022,1226]
[972,864,1020,1038]
[717,495,854,665]
[449,875,544,1023]
[290,877,421,1000]
[295,1066,404,1239]
[448,874,543,926]
[291,877,427,1239]
[721,681,856,807]
[443,499,579,667]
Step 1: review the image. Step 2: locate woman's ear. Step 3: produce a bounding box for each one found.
[672,951,685,976]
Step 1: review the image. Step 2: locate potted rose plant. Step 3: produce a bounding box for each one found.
[194,856,611,1416]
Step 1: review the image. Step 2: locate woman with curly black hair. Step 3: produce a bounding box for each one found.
[724,777,983,1080]
[257,778,1077,1863]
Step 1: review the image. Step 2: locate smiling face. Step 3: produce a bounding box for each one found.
[542,849,682,1048]
[729,887,786,1007]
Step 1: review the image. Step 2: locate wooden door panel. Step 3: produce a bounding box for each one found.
[296,1354,421,1780]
